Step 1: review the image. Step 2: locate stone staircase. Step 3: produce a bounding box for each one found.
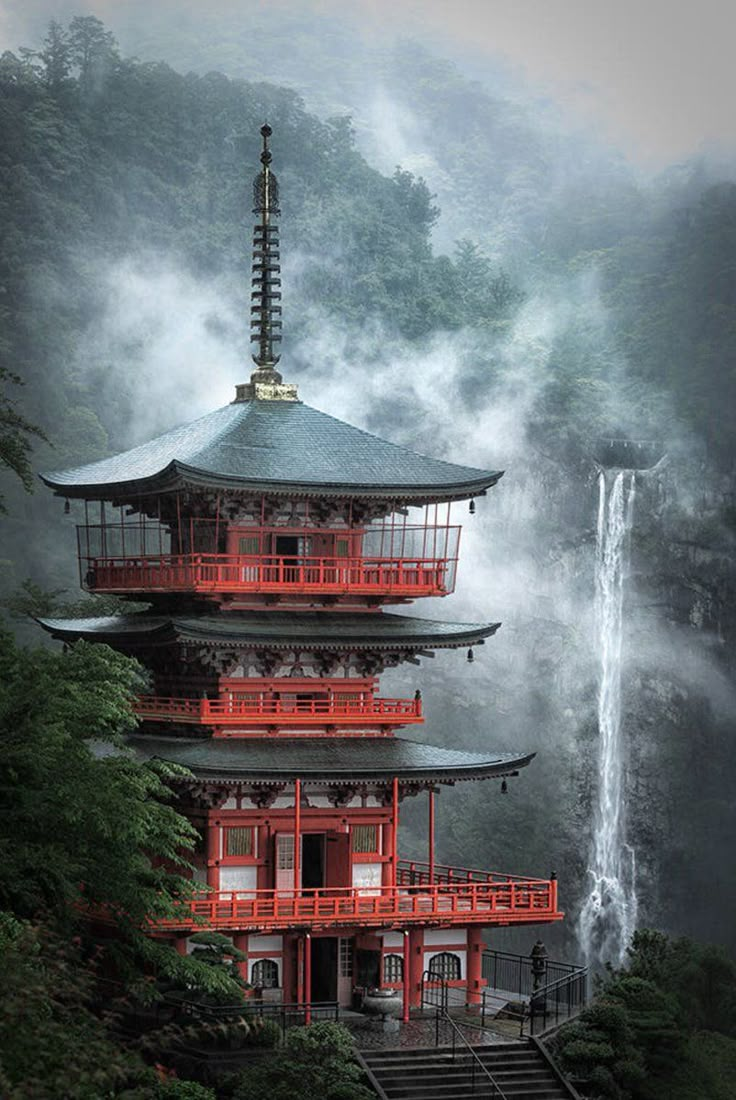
[360,1040,577,1100]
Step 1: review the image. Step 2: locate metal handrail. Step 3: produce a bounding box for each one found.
[528,967,588,1034]
[167,995,340,1036]
[421,971,509,1098]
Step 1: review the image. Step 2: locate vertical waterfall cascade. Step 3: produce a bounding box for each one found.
[579,469,638,967]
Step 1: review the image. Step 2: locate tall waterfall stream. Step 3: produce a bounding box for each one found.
[579,470,638,967]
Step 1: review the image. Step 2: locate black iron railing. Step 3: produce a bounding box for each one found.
[170,996,340,1036]
[480,949,587,1036]
[420,971,509,1098]
[527,968,588,1034]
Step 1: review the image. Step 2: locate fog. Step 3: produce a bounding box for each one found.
[5,1,735,964]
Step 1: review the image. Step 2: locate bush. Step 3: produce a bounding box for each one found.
[154,1081,216,1100]
[231,1021,373,1100]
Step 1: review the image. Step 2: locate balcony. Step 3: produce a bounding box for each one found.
[75,516,460,601]
[150,861,562,934]
[81,552,456,599]
[133,691,423,731]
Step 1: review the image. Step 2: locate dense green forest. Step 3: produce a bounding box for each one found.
[1,13,736,1094]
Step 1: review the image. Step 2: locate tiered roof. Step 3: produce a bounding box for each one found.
[41,398,501,503]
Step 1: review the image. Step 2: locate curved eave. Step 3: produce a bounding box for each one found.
[36,613,501,652]
[126,734,535,784]
[40,460,503,505]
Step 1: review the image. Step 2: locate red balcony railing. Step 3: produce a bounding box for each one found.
[81,553,457,598]
[134,692,423,728]
[149,867,562,934]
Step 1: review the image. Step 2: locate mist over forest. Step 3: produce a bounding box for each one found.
[1,1,735,979]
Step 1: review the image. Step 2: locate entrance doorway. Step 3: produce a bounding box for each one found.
[356,948,381,990]
[275,534,299,558]
[311,937,338,1003]
[302,834,325,890]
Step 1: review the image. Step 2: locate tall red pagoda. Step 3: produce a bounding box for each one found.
[40,125,562,1019]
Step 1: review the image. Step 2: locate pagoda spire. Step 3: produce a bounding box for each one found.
[250,123,282,378]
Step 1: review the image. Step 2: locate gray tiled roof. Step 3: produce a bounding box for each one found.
[37,611,500,650]
[126,734,533,783]
[41,399,501,501]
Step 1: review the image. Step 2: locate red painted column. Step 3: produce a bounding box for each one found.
[428,788,435,883]
[233,933,248,983]
[402,930,410,1022]
[206,815,221,891]
[408,928,424,1007]
[382,821,394,887]
[304,933,312,1024]
[391,777,399,887]
[466,927,485,1006]
[173,935,188,956]
[297,935,304,1006]
[294,778,301,894]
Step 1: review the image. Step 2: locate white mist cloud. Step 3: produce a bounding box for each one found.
[72,257,246,445]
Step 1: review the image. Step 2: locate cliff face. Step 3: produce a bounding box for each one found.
[395,452,736,962]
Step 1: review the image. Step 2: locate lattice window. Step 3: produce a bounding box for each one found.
[277,835,294,870]
[238,536,260,555]
[352,824,379,854]
[383,954,404,983]
[251,958,279,989]
[225,827,255,857]
[336,538,350,557]
[428,952,461,981]
[339,938,354,978]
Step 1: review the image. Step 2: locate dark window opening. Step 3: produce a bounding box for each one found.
[383,954,404,983]
[252,958,279,989]
[428,952,461,981]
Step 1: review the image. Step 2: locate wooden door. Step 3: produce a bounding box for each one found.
[275,833,297,892]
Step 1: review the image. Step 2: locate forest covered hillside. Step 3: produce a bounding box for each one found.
[1,14,735,966]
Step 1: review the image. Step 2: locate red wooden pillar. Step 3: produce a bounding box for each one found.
[304,933,312,1023]
[173,935,188,956]
[428,788,435,883]
[207,815,221,891]
[402,930,410,1022]
[391,777,399,887]
[466,927,485,1006]
[382,820,394,887]
[297,935,304,1006]
[294,778,301,894]
[233,933,248,983]
[408,928,424,1007]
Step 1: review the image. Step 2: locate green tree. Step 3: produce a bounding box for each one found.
[231,1021,373,1100]
[39,20,72,90]
[0,368,46,512]
[0,629,242,1001]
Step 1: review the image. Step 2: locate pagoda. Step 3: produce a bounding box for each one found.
[39,125,562,1019]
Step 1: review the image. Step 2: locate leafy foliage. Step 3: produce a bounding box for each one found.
[227,1021,374,1100]
[555,930,736,1099]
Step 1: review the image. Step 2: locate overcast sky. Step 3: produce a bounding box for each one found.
[1,0,732,167]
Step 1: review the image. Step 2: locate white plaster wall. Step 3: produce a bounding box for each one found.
[248,934,283,952]
[381,932,404,949]
[424,929,468,947]
[352,862,382,893]
[220,866,258,894]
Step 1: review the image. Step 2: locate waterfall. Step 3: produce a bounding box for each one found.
[579,469,638,968]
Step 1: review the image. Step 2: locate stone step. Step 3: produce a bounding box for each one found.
[361,1039,575,1100]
